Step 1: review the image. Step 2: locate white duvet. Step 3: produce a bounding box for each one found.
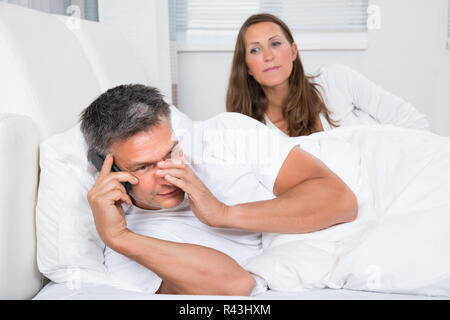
[243,125,450,297]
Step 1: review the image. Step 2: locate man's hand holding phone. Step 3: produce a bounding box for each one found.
[87,154,139,247]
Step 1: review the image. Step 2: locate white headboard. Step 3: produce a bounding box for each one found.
[0,2,152,299]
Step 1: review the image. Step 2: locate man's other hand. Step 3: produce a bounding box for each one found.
[156,158,229,228]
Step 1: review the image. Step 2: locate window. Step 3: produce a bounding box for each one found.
[84,0,98,21]
[171,0,369,51]
[0,0,98,21]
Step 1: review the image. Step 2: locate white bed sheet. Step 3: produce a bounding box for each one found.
[33,281,447,300]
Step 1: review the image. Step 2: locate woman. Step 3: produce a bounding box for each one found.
[226,13,429,137]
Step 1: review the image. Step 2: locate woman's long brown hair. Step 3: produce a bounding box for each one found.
[226,13,339,136]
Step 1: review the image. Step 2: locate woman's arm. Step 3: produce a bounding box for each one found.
[327,64,429,130]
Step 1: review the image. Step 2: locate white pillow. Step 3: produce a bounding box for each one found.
[36,105,192,286]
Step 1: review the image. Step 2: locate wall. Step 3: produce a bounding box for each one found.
[176,0,450,136]
[98,0,172,103]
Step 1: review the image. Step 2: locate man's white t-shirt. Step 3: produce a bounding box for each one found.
[104,112,303,294]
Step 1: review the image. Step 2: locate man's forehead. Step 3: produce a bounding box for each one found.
[112,123,177,164]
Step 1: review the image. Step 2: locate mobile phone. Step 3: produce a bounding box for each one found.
[87,149,131,195]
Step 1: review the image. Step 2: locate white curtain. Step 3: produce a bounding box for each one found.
[0,0,98,21]
[1,0,70,14]
[174,0,368,34]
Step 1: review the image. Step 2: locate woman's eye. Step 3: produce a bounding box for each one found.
[272,41,281,47]
[249,47,259,54]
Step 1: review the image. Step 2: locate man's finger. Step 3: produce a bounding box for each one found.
[99,153,114,178]
[109,189,133,206]
[156,168,187,180]
[97,154,138,185]
[158,158,186,169]
[118,192,133,206]
[164,174,188,192]
[108,171,139,185]
[158,159,198,178]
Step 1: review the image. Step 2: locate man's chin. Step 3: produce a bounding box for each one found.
[158,194,185,208]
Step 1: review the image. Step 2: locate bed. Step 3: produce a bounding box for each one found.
[0,3,448,300]
[34,281,442,300]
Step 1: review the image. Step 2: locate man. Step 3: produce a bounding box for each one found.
[80,84,357,295]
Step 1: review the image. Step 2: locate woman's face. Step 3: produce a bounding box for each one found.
[244,22,298,89]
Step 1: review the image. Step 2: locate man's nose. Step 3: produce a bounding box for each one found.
[155,171,174,186]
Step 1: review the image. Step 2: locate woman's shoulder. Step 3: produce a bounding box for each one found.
[314,63,356,81]
[313,64,365,95]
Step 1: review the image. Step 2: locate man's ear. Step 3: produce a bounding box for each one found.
[291,42,299,61]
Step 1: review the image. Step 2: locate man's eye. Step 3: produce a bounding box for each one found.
[138,164,154,171]
[167,146,180,160]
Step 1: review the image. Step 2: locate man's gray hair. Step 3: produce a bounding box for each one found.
[80,84,171,155]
